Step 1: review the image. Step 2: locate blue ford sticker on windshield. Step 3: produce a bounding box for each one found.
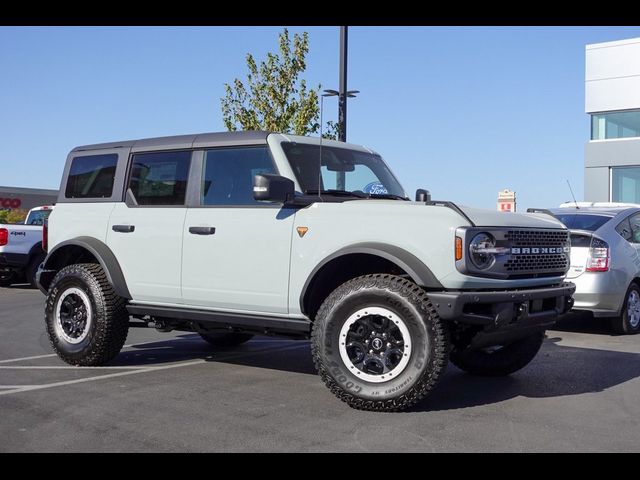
[363,182,388,195]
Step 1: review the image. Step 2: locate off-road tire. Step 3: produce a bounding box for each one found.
[611,283,640,335]
[450,331,545,377]
[27,251,46,289]
[311,274,449,412]
[199,332,254,347]
[45,263,129,366]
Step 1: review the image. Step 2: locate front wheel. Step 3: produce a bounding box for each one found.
[45,263,129,366]
[611,283,640,335]
[450,331,545,377]
[311,274,449,412]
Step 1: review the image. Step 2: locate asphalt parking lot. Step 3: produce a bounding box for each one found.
[1,285,639,452]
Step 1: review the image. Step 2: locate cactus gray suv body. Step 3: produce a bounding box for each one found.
[37,131,575,411]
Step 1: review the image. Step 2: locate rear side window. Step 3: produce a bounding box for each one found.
[616,218,633,242]
[201,146,275,206]
[128,151,191,206]
[629,213,640,244]
[65,154,118,198]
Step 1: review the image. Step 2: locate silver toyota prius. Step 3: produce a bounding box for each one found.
[529,203,640,334]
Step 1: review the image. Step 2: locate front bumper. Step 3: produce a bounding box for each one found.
[429,283,575,347]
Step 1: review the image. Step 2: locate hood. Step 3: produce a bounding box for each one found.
[457,205,566,229]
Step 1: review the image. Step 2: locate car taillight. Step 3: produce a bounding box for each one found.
[42,219,48,253]
[0,228,7,246]
[586,237,609,272]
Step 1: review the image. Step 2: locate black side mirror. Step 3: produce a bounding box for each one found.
[253,174,295,203]
[415,189,431,202]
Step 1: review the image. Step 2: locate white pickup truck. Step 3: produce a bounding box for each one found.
[0,205,53,287]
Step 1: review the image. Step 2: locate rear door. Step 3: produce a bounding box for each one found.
[106,150,192,305]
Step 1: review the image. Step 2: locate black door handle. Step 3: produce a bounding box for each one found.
[112,225,135,233]
[189,226,216,235]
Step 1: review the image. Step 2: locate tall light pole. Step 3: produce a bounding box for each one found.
[328,26,359,143]
[338,26,348,142]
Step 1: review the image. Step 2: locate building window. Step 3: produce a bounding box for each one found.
[592,110,640,140]
[611,167,640,203]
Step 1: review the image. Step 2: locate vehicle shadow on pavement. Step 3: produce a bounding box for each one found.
[416,337,640,412]
[552,311,616,336]
[109,333,316,375]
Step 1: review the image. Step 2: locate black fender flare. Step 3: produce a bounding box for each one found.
[299,242,443,314]
[43,236,131,299]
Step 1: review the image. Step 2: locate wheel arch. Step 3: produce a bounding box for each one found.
[41,237,131,299]
[300,243,442,319]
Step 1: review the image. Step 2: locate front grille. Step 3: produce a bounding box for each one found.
[504,253,569,273]
[501,229,569,277]
[505,229,569,246]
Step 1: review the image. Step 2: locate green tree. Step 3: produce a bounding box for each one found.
[221,28,334,138]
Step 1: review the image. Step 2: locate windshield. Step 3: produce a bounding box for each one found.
[280,142,407,199]
[25,209,52,226]
[552,213,611,231]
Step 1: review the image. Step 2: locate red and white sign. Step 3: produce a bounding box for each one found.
[0,197,22,209]
[497,189,516,213]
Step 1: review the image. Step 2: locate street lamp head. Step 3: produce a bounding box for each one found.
[322,89,339,97]
[346,90,360,98]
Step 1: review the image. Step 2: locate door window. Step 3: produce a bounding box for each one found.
[201,147,275,206]
[128,151,191,206]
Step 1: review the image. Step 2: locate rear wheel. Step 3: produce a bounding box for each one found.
[27,251,46,289]
[450,331,545,377]
[199,332,254,347]
[45,263,129,365]
[611,283,640,335]
[311,274,449,412]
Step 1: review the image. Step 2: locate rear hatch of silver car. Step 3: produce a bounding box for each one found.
[566,231,592,279]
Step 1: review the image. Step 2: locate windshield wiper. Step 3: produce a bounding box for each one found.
[304,189,367,198]
[367,193,409,201]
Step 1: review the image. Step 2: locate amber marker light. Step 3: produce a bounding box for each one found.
[455,236,463,261]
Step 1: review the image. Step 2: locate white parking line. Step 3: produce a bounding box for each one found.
[0,360,205,396]
[0,342,308,397]
[0,337,198,364]
[0,365,186,370]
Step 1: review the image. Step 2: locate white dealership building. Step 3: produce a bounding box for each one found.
[585,37,640,202]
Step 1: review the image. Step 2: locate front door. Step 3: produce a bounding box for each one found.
[106,150,192,305]
[181,146,294,314]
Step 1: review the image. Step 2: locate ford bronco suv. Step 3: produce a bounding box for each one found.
[37,132,574,411]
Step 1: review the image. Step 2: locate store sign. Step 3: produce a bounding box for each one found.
[0,198,21,209]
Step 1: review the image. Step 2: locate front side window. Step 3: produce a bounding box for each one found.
[611,167,640,203]
[128,151,191,206]
[65,154,118,199]
[201,146,275,206]
[281,143,407,199]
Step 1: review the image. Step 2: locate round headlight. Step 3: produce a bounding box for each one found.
[469,233,496,270]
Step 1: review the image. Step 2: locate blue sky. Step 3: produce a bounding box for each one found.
[2,26,640,210]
